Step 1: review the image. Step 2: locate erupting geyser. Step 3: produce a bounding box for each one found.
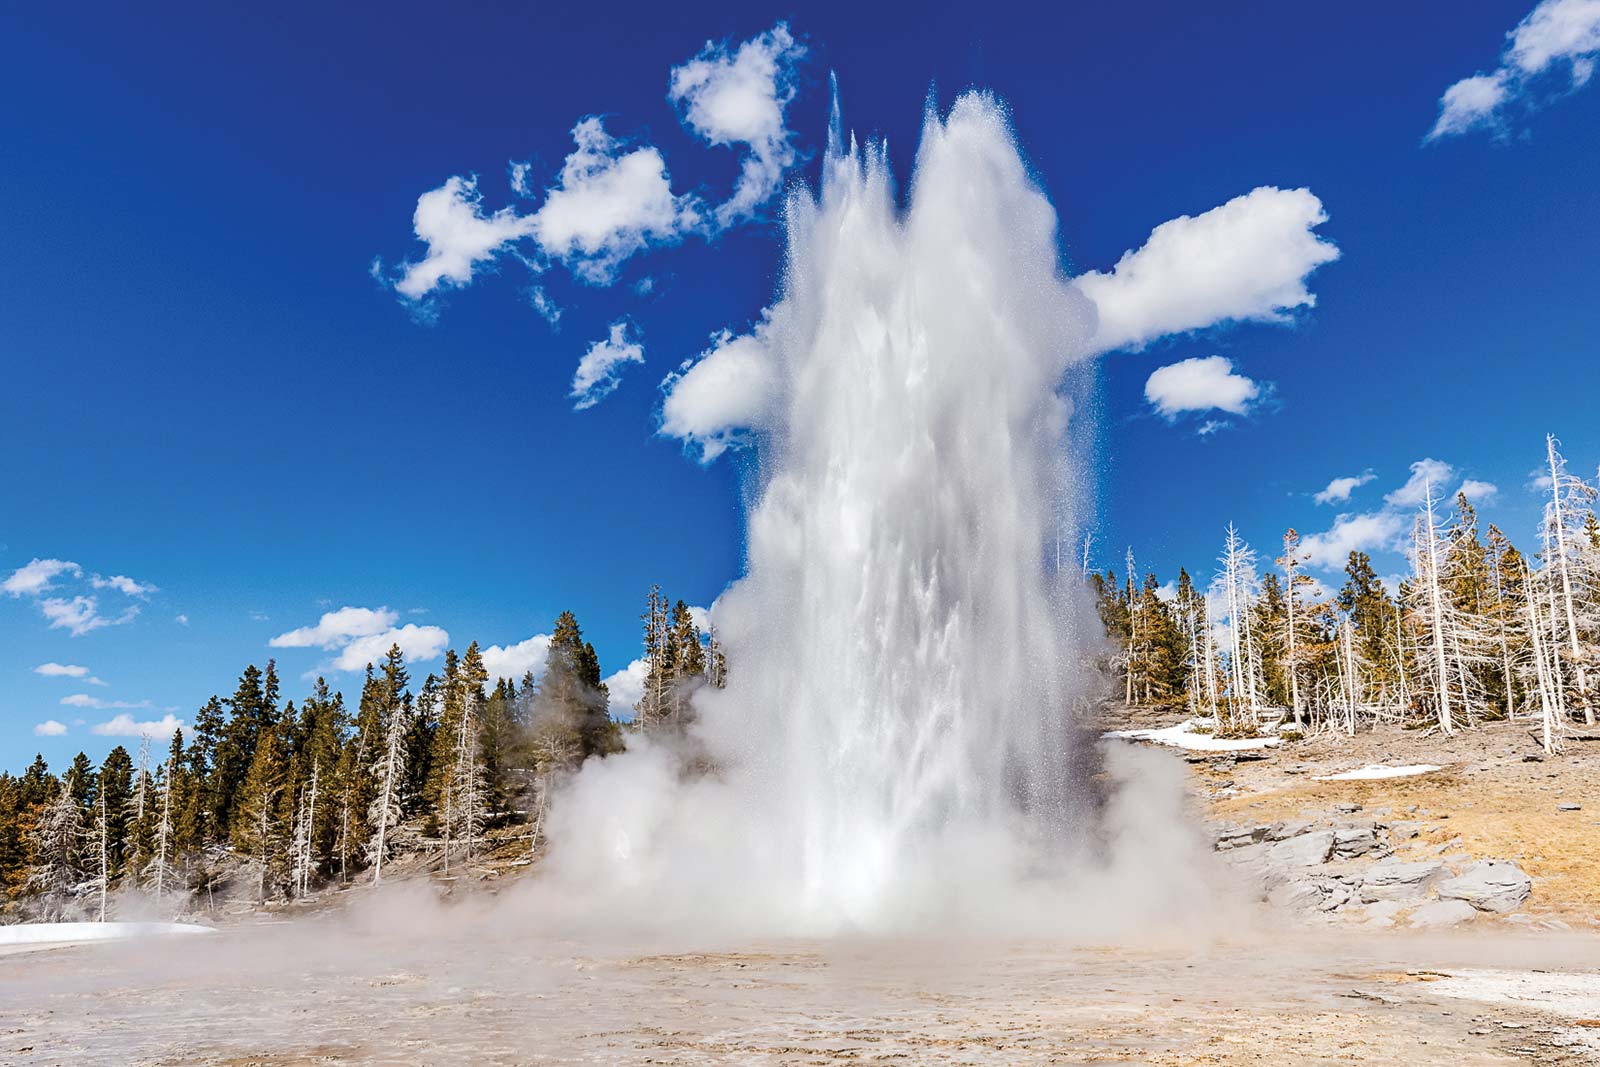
[542,91,1203,936]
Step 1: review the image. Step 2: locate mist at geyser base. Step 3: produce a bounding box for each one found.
[532,90,1220,940]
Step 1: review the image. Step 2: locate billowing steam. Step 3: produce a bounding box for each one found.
[534,91,1215,937]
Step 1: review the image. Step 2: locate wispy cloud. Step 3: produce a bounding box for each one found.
[33,662,107,686]
[40,595,139,637]
[669,22,806,228]
[1427,0,1600,140]
[571,320,645,410]
[5,558,153,635]
[382,24,802,310]
[3,558,81,597]
[1299,458,1500,570]
[90,573,158,597]
[1313,470,1376,505]
[60,694,156,710]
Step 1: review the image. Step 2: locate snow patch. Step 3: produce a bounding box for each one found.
[0,921,216,946]
[1104,719,1280,752]
[1313,764,1442,781]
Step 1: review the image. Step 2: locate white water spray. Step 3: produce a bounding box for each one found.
[540,91,1208,937]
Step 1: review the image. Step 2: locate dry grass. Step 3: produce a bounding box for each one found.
[1208,754,1600,921]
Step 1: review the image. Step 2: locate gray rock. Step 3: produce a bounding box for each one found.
[1334,826,1378,858]
[1334,801,1362,814]
[1557,803,1582,812]
[1408,899,1478,928]
[1266,819,1315,841]
[1268,829,1335,866]
[1436,861,1533,913]
[1267,880,1323,911]
[1317,884,1353,911]
[1386,820,1422,840]
[1360,859,1445,902]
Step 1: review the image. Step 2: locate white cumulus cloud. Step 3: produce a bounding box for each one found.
[1075,187,1340,355]
[1385,458,1456,508]
[1314,470,1376,505]
[603,656,649,722]
[571,320,645,410]
[1428,0,1600,139]
[1298,511,1408,570]
[270,606,400,650]
[659,321,778,461]
[92,713,184,739]
[392,176,538,301]
[480,634,552,686]
[670,22,806,228]
[331,624,450,672]
[530,118,699,283]
[33,720,68,737]
[1459,478,1500,501]
[1143,355,1264,424]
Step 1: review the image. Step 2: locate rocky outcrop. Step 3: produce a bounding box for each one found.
[1360,860,1445,902]
[1213,818,1534,927]
[1435,860,1533,913]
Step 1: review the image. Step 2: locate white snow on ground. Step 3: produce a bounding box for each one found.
[0,921,216,947]
[1423,969,1600,1057]
[1312,764,1443,781]
[1104,719,1280,752]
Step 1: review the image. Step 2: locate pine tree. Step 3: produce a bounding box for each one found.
[366,644,411,883]
[188,695,226,845]
[97,746,133,884]
[232,709,288,902]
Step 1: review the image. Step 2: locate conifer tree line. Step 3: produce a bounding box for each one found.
[1094,435,1600,751]
[1,595,725,922]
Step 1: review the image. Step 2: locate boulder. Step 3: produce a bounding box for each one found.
[1267,829,1335,866]
[1436,861,1533,913]
[1266,820,1314,842]
[1333,826,1378,859]
[1360,859,1445,902]
[1408,899,1478,928]
[1267,879,1323,911]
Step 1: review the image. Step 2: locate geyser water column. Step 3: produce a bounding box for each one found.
[545,91,1112,935]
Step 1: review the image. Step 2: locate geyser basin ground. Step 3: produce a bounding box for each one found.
[5,921,1599,1065]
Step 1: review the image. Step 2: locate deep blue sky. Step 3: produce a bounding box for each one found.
[5,1,1598,771]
